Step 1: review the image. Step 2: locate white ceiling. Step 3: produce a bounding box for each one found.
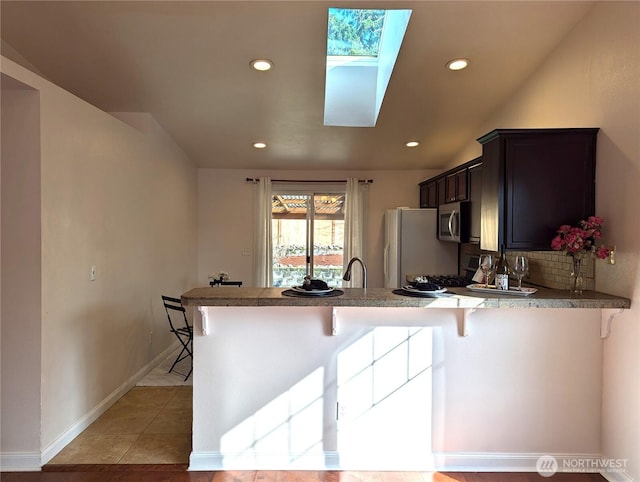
[0,1,595,170]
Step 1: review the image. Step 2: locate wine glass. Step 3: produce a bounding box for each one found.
[512,255,528,291]
[479,254,494,288]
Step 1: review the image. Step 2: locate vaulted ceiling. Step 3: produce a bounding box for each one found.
[1,1,595,170]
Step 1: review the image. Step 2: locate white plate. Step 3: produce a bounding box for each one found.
[402,285,448,294]
[466,284,537,296]
[291,286,335,295]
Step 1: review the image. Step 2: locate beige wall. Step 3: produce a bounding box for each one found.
[2,0,638,475]
[448,3,640,479]
[198,169,440,289]
[0,57,198,464]
[1,75,42,455]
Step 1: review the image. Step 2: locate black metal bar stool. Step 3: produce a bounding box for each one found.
[161,295,193,381]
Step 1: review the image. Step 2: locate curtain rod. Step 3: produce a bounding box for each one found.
[246,177,373,184]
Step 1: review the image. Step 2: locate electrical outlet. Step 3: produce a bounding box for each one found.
[337,402,347,420]
[90,265,97,281]
[242,248,250,256]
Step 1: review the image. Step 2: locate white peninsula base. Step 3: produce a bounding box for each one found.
[188,304,604,474]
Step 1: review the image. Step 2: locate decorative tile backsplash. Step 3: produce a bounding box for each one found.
[511,249,595,290]
[460,243,594,290]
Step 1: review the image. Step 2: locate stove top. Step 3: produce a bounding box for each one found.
[409,253,480,288]
[423,274,472,287]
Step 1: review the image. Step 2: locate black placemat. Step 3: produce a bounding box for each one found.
[392,289,453,298]
[282,289,344,298]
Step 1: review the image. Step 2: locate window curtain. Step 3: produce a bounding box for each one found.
[342,178,367,287]
[253,177,273,287]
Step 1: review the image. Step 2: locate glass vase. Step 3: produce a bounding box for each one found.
[569,254,585,295]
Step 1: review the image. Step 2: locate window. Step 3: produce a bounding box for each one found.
[327,8,386,57]
[271,192,345,287]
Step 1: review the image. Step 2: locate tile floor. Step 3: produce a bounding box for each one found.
[48,386,192,465]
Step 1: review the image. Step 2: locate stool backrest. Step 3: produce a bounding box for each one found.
[161,295,190,331]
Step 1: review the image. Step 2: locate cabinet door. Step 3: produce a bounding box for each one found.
[505,133,595,249]
[445,169,468,202]
[445,174,457,203]
[436,178,447,205]
[455,169,468,201]
[419,181,438,208]
[419,183,428,208]
[427,182,437,207]
[480,128,597,251]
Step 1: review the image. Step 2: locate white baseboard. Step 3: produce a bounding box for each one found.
[189,452,230,471]
[0,452,42,472]
[189,451,339,471]
[432,452,603,473]
[600,468,635,482]
[38,342,180,466]
[188,450,608,473]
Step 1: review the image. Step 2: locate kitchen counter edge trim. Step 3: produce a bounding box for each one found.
[181,287,630,310]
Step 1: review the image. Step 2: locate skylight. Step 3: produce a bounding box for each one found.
[324,8,412,127]
[327,8,385,57]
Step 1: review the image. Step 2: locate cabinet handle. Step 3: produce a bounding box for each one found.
[448,210,456,238]
[383,244,389,276]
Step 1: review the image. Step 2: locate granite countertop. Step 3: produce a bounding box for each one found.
[181,286,630,309]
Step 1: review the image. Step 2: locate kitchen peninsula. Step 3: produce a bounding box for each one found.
[182,287,629,472]
[182,286,630,309]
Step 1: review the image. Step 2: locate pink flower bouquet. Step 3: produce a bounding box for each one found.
[551,216,611,259]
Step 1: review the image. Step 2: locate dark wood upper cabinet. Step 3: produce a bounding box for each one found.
[478,128,598,252]
[419,160,474,208]
[436,177,447,206]
[445,175,456,203]
[445,169,468,203]
[456,170,467,201]
[419,180,438,208]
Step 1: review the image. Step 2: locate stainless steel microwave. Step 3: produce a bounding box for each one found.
[438,201,470,242]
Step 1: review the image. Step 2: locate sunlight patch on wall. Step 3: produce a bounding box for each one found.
[337,327,435,468]
[221,367,325,465]
[219,326,434,469]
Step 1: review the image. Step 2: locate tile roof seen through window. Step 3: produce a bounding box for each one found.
[272,194,345,219]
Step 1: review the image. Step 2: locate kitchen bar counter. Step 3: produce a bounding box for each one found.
[186,286,621,471]
[182,286,630,309]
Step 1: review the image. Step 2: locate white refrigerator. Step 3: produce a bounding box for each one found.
[384,208,459,288]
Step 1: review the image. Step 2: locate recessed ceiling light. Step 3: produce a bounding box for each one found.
[253,142,267,149]
[405,141,420,147]
[250,59,273,71]
[446,58,469,71]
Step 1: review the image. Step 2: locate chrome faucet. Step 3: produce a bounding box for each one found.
[343,257,367,288]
